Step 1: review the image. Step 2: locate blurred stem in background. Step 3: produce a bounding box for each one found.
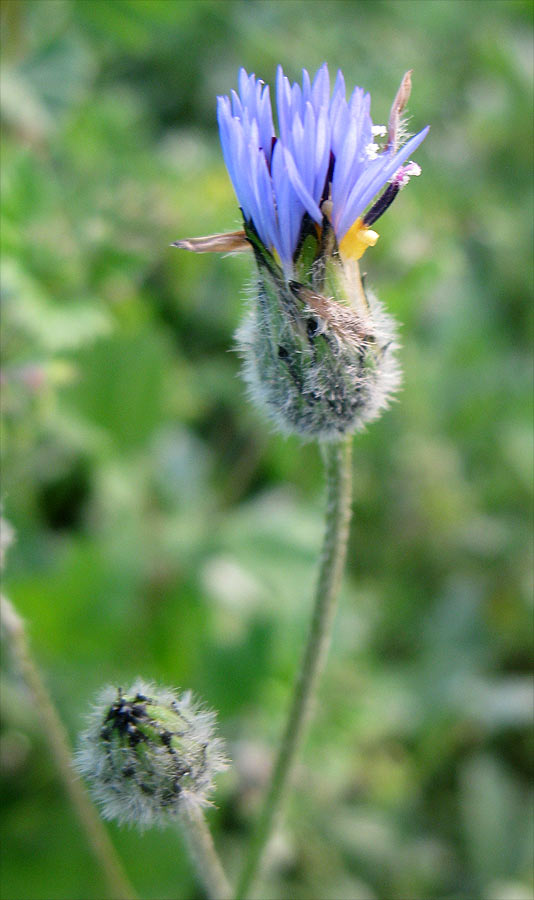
[236,437,353,899]
[0,592,138,900]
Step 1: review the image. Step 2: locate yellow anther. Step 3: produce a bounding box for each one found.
[339,218,379,261]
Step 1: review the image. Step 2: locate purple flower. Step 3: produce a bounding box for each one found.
[217,65,429,272]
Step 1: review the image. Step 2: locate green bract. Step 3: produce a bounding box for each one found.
[237,228,400,439]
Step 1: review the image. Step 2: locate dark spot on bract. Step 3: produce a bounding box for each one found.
[307,318,319,339]
[160,731,173,748]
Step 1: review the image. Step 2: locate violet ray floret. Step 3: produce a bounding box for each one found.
[217,64,429,271]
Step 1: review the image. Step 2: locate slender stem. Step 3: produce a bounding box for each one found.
[180,800,232,900]
[236,436,353,899]
[0,594,138,900]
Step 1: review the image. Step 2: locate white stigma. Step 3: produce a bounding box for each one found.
[391,160,421,189]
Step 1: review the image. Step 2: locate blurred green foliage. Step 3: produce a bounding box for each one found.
[1,1,532,898]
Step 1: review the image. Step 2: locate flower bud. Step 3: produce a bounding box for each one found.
[76,681,227,828]
[236,244,401,440]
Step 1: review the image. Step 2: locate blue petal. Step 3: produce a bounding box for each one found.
[230,89,242,118]
[311,63,330,112]
[313,105,330,200]
[331,114,360,210]
[258,85,275,159]
[283,147,322,222]
[252,150,278,250]
[238,67,249,99]
[301,67,312,105]
[336,125,430,239]
[331,70,346,109]
[217,97,240,201]
[276,65,292,142]
[271,141,304,266]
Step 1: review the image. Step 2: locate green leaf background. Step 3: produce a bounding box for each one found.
[1,1,532,898]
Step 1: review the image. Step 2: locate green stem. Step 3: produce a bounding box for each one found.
[0,594,138,900]
[180,800,232,899]
[236,436,353,899]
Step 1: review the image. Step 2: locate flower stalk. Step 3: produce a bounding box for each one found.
[180,800,232,900]
[235,435,353,899]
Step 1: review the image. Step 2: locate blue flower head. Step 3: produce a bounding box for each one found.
[215,65,428,273]
[174,66,429,440]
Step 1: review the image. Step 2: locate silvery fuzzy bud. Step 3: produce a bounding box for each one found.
[76,681,227,828]
[236,233,401,440]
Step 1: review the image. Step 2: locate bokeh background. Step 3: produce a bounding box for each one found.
[1,1,532,898]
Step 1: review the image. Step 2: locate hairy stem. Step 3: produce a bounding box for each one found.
[0,594,138,900]
[236,436,353,899]
[180,800,232,899]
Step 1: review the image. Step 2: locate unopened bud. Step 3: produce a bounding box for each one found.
[236,251,401,440]
[76,681,227,828]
